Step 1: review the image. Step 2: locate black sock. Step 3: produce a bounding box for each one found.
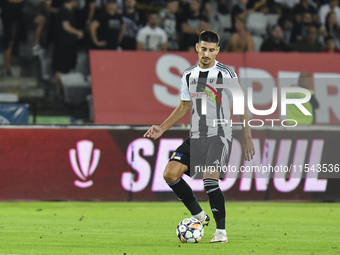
[167,178,202,215]
[204,179,226,229]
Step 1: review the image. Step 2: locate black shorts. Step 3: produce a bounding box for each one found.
[169,136,232,179]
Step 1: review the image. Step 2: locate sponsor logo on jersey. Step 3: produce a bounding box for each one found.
[213,159,220,167]
[198,82,223,107]
[171,152,183,160]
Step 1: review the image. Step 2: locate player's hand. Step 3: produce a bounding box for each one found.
[77,31,84,39]
[143,125,164,140]
[242,137,255,161]
[96,41,107,47]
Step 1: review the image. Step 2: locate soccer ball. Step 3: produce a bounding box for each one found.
[176,218,204,243]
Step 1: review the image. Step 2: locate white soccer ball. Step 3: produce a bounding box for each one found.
[176,218,204,243]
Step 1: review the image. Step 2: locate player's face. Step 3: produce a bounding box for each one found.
[196,41,220,68]
[190,0,200,12]
[330,0,338,8]
[106,2,117,12]
[271,27,282,40]
[148,14,159,27]
[168,1,179,13]
[125,0,135,9]
[71,0,79,8]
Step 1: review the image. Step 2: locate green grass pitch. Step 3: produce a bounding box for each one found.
[0,202,339,255]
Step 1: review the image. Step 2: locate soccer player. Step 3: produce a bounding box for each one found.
[144,30,255,243]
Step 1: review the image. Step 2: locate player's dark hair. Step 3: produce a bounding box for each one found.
[198,31,220,46]
[147,11,159,18]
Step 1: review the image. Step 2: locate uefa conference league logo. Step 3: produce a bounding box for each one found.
[69,140,101,188]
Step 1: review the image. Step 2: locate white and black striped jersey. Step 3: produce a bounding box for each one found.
[181,60,243,141]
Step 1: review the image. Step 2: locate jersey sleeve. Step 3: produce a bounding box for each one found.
[226,68,244,95]
[161,29,168,43]
[235,72,245,96]
[180,74,191,101]
[136,27,146,43]
[220,67,245,108]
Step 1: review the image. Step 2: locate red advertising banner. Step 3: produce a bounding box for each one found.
[0,126,339,202]
[90,51,340,125]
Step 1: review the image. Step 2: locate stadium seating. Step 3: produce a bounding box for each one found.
[60,73,91,105]
[38,51,53,81]
[0,93,19,103]
[247,12,268,36]
[75,51,90,76]
[252,35,264,52]
[213,13,233,50]
[266,14,280,28]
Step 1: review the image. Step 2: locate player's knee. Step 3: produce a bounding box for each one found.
[163,167,176,183]
[163,162,182,183]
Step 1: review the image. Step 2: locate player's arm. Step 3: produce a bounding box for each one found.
[237,0,266,18]
[238,103,255,161]
[87,2,96,24]
[46,0,59,13]
[143,100,191,140]
[136,41,144,50]
[226,33,237,52]
[62,21,83,38]
[89,20,106,47]
[119,24,126,44]
[247,35,254,52]
[182,23,200,35]
[161,31,168,51]
[161,42,167,51]
[136,30,145,50]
